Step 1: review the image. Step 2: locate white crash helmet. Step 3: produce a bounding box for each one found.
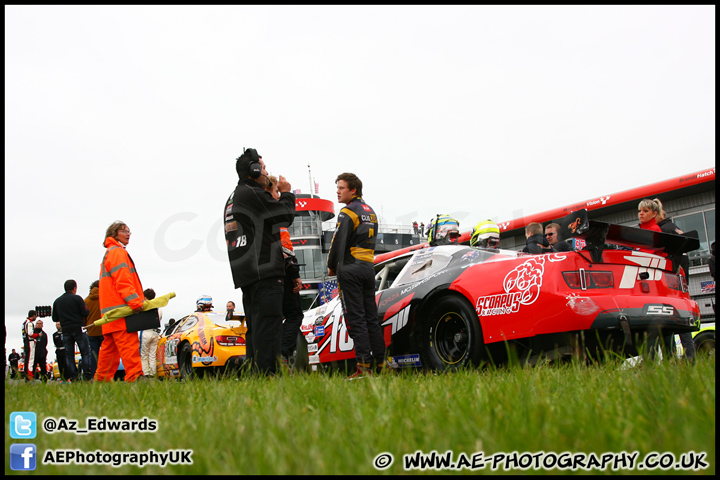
[428,215,460,246]
[196,295,213,311]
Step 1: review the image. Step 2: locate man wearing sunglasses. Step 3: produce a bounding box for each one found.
[544,223,573,252]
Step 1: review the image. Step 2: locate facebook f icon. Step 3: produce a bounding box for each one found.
[10,412,37,439]
[10,444,37,471]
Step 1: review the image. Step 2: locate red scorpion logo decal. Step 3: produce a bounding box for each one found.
[569,217,583,234]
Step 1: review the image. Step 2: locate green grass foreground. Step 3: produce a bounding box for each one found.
[5,357,715,475]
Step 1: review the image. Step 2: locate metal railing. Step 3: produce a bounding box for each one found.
[323,222,425,235]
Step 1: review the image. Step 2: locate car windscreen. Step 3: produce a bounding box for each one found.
[391,250,454,287]
[175,315,198,334]
[375,255,412,291]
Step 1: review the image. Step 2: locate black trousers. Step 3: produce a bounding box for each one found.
[33,355,48,379]
[56,349,67,379]
[337,262,386,366]
[281,277,305,358]
[241,277,285,375]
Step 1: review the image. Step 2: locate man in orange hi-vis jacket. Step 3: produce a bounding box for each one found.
[265,175,304,362]
[94,221,146,382]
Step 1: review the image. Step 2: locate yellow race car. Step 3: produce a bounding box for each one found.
[156,310,247,379]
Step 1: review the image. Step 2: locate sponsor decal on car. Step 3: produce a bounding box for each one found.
[476,257,544,316]
[192,355,218,363]
[476,292,524,316]
[645,305,675,316]
[316,301,354,355]
[378,292,400,309]
[475,255,566,316]
[618,252,667,288]
[381,304,412,335]
[307,344,318,353]
[164,338,180,364]
[388,354,422,368]
[197,319,212,351]
[400,269,451,296]
[462,251,480,262]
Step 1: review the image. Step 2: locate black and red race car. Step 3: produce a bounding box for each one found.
[293,210,701,371]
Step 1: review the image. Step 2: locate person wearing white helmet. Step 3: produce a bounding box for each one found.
[471,220,501,249]
[427,215,460,246]
[196,295,213,312]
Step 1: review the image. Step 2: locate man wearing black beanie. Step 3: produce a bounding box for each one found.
[224,148,296,375]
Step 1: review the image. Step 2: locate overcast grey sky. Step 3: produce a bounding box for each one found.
[4,5,715,353]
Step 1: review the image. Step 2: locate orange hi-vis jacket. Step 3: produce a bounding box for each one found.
[99,237,145,334]
[280,227,293,253]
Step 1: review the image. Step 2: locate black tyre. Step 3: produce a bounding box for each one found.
[178,343,196,380]
[693,330,715,357]
[420,296,484,371]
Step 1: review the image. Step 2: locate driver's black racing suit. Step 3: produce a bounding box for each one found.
[327,196,385,369]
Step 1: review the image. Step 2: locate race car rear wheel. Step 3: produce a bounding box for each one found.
[693,330,715,357]
[420,296,483,371]
[179,343,196,380]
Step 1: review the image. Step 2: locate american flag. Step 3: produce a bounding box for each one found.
[314,182,319,195]
[293,189,302,195]
[319,279,339,305]
[701,281,715,294]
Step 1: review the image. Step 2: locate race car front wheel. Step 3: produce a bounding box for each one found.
[420,296,484,371]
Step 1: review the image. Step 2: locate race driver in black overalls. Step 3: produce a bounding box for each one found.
[327,173,385,379]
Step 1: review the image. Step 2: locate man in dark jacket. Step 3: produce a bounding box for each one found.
[9,349,21,379]
[523,222,552,254]
[32,320,49,381]
[53,322,67,380]
[224,148,296,375]
[52,279,92,381]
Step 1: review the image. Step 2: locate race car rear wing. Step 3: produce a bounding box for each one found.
[558,209,700,267]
